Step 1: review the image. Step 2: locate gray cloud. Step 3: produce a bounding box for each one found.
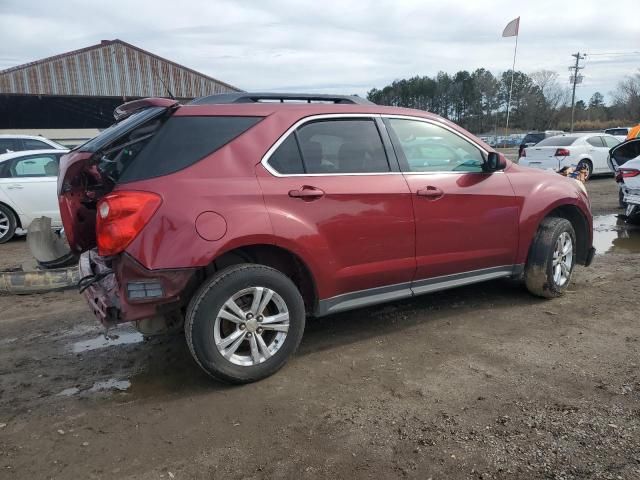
[1,0,637,103]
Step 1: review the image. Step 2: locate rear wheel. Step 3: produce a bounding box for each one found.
[185,264,305,384]
[0,204,17,244]
[577,159,593,180]
[524,217,576,298]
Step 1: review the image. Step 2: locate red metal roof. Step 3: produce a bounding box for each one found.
[0,39,241,98]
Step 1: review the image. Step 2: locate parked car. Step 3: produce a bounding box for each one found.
[0,149,67,243]
[518,130,564,158]
[603,127,631,142]
[0,134,66,154]
[58,93,595,384]
[519,133,620,179]
[608,138,640,219]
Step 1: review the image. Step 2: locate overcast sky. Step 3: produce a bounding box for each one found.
[1,0,638,104]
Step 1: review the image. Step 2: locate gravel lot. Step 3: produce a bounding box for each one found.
[0,177,639,479]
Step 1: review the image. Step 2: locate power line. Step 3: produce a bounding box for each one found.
[569,52,586,133]
[585,51,640,57]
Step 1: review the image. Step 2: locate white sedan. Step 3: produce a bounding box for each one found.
[519,133,620,178]
[608,138,640,220]
[0,149,67,243]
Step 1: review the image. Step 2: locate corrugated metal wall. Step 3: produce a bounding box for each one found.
[0,40,241,98]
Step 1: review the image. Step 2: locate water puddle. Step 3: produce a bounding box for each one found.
[90,378,131,393]
[57,387,80,397]
[592,215,640,255]
[71,329,144,353]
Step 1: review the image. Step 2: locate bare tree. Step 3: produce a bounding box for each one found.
[612,70,640,120]
[529,70,570,129]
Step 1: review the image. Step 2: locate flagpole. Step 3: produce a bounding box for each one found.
[504,31,518,143]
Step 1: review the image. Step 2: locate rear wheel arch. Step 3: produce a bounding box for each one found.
[203,244,318,314]
[0,201,22,229]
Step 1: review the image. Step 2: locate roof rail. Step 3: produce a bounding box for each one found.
[190,92,375,106]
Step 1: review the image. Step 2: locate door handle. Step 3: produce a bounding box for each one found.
[288,186,325,200]
[416,186,444,200]
[7,184,24,190]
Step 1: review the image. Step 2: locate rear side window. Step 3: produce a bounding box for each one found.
[266,118,390,175]
[22,139,51,150]
[268,135,305,174]
[119,116,262,183]
[0,139,17,153]
[7,154,59,178]
[297,120,389,174]
[603,136,620,148]
[535,136,578,147]
[587,137,605,147]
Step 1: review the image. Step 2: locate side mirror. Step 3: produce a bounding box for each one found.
[486,152,507,172]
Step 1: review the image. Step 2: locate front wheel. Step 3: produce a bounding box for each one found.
[524,217,577,298]
[185,264,305,384]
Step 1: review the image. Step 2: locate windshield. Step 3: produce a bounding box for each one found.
[605,128,628,136]
[535,136,578,147]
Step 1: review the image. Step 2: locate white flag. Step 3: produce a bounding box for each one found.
[502,17,520,37]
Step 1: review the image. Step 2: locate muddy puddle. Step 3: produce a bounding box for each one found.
[71,329,144,353]
[592,214,640,255]
[61,325,217,400]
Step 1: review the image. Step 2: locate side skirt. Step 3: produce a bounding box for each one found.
[316,265,524,317]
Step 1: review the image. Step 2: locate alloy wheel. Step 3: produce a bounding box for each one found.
[0,210,10,239]
[552,232,573,286]
[214,287,290,366]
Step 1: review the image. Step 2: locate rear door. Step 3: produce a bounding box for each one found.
[258,115,416,303]
[384,116,519,285]
[0,153,62,224]
[585,136,610,173]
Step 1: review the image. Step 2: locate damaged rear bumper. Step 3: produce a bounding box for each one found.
[79,250,196,327]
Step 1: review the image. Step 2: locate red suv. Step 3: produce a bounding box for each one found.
[59,93,595,383]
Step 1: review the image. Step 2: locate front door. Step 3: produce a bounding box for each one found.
[384,117,519,285]
[585,136,611,174]
[257,116,416,303]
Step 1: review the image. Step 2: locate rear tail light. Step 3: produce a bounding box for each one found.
[615,171,623,183]
[520,149,526,157]
[96,191,162,257]
[555,148,570,157]
[620,168,640,178]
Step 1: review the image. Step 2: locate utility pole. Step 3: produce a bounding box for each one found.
[569,52,586,133]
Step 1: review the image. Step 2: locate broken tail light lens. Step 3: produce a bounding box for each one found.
[96,191,162,257]
[555,148,570,157]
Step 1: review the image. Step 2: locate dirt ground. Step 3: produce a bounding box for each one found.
[1,177,639,480]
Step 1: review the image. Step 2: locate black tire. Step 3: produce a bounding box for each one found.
[185,264,305,384]
[524,217,577,299]
[577,159,593,180]
[0,204,17,244]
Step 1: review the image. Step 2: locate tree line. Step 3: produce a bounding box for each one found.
[367,69,640,134]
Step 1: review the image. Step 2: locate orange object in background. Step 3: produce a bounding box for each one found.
[627,124,640,140]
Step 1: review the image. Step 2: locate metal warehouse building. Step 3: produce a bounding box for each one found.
[0,39,242,129]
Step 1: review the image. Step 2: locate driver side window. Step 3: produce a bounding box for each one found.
[387,118,485,173]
